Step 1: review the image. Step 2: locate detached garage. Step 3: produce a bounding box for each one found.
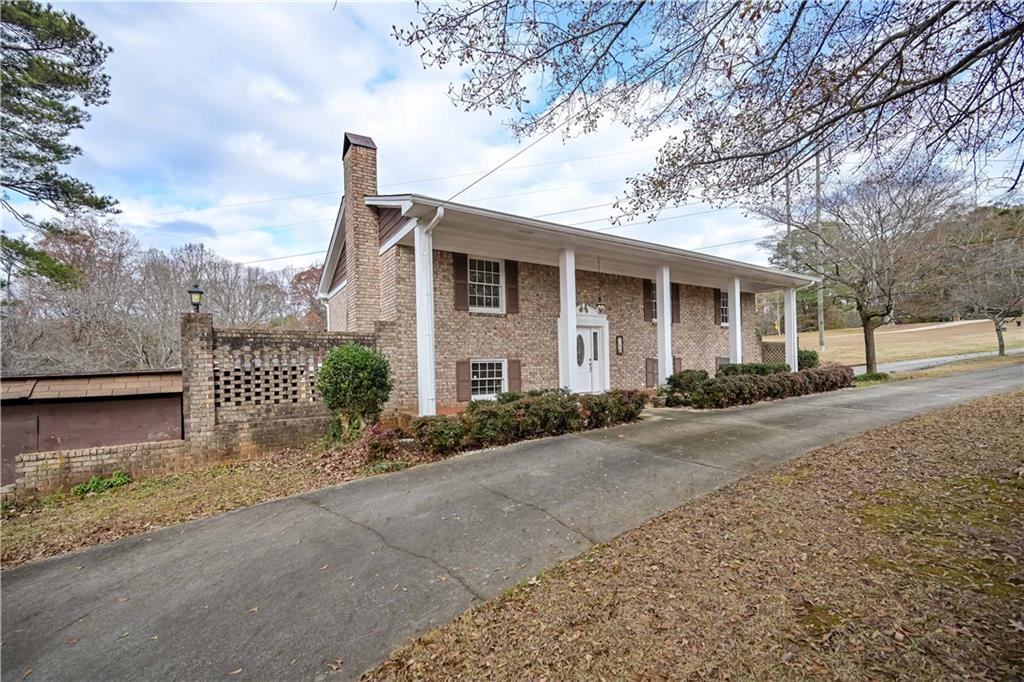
[0,370,183,486]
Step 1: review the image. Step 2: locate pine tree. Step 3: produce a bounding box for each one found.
[1,0,116,294]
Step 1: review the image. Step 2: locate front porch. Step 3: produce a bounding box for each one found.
[371,194,812,415]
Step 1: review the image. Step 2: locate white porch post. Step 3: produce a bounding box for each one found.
[558,247,577,389]
[784,287,799,371]
[414,220,436,415]
[655,265,672,385]
[728,276,743,363]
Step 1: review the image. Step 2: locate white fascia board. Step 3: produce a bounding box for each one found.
[364,196,415,215]
[318,197,347,298]
[365,194,817,289]
[325,279,348,299]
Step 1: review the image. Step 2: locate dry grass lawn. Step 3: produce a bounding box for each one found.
[892,355,1024,381]
[763,319,1024,366]
[0,444,429,569]
[369,391,1024,681]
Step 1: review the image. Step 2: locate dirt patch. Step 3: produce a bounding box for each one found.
[368,391,1024,680]
[1,442,434,569]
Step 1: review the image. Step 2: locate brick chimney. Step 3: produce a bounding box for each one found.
[341,132,381,334]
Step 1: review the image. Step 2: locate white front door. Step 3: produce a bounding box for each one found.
[573,326,605,393]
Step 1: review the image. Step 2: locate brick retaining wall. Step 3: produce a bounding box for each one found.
[11,315,375,492]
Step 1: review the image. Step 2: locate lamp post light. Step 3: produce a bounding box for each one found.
[188,283,204,313]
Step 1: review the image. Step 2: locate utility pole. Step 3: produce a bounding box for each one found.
[815,152,826,353]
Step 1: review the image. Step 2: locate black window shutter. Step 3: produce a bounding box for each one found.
[456,360,471,401]
[507,359,522,391]
[453,253,468,311]
[505,260,519,314]
[671,283,680,323]
[643,280,654,321]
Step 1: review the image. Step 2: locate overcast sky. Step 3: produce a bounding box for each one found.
[12,2,1017,272]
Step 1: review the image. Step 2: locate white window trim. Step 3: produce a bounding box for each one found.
[469,358,507,400]
[719,289,730,327]
[467,256,506,314]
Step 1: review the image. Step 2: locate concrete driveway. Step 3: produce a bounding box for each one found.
[2,365,1021,681]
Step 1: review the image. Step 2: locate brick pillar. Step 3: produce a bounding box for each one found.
[342,132,381,334]
[181,312,215,449]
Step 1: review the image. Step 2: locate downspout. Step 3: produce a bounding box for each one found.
[424,206,445,233]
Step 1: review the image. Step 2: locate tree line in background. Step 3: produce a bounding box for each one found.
[753,158,1023,372]
[1,3,325,376]
[1,214,324,375]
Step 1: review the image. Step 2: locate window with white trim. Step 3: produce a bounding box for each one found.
[720,290,730,325]
[470,359,506,399]
[468,258,503,312]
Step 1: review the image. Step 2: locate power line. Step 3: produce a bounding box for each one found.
[231,205,743,267]
[238,250,326,266]
[142,218,333,248]
[586,206,733,229]
[131,145,660,220]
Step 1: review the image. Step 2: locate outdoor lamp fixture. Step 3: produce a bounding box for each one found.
[188,283,204,313]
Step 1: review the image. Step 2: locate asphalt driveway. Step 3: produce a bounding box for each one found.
[2,365,1021,681]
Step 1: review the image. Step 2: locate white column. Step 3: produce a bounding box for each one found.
[414,221,436,415]
[728,276,743,363]
[655,265,672,385]
[558,247,577,389]
[784,287,799,371]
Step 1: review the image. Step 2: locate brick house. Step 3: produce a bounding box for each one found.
[319,133,814,416]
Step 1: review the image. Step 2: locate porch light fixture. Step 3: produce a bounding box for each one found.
[188,283,204,312]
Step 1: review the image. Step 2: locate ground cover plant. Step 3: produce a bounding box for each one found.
[368,390,1024,681]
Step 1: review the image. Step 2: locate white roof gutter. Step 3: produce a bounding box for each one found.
[366,193,817,288]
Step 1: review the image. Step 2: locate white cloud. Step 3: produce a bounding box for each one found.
[49,1,777,270]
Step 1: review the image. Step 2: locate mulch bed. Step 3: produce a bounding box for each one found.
[368,390,1024,680]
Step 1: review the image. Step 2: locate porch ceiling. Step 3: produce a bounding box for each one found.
[371,194,816,294]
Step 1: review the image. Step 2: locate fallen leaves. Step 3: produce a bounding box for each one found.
[368,391,1024,681]
[2,443,435,569]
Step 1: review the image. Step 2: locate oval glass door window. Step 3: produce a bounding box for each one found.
[576,334,585,366]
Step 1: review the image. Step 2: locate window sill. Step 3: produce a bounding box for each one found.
[468,309,507,317]
[720,323,730,328]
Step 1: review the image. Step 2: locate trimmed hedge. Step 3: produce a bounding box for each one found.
[717,362,790,376]
[687,366,854,409]
[798,349,820,369]
[411,388,647,456]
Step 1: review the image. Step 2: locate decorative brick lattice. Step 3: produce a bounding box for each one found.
[212,329,374,424]
[761,341,787,365]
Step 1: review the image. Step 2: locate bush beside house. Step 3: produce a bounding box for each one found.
[798,349,820,369]
[412,389,647,456]
[317,342,393,435]
[717,362,790,376]
[662,365,853,409]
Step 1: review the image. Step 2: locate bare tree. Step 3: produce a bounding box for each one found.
[1,217,298,375]
[942,206,1024,355]
[761,160,965,373]
[288,265,325,330]
[396,1,1024,210]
